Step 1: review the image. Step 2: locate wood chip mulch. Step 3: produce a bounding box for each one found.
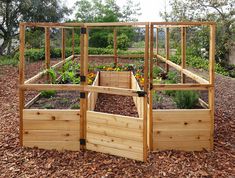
[0,61,234,177]
[94,93,139,117]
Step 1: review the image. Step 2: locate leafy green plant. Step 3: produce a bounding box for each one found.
[42,104,55,109]
[174,91,199,109]
[166,71,178,83]
[152,92,163,104]
[153,66,162,78]
[47,68,57,84]
[40,90,56,98]
[70,103,80,109]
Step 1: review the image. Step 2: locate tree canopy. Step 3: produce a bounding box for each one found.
[160,0,235,62]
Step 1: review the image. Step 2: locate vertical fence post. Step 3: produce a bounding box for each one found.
[156,27,159,65]
[19,23,25,146]
[181,27,186,83]
[45,27,50,82]
[149,23,154,150]
[61,28,65,61]
[72,28,75,60]
[209,24,216,150]
[113,28,117,66]
[165,28,169,72]
[80,26,88,149]
[143,24,149,161]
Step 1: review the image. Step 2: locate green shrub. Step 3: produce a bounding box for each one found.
[174,91,199,109]
[47,68,57,84]
[0,55,18,66]
[40,90,56,98]
[153,66,162,78]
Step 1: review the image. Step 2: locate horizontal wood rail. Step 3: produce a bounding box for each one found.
[24,55,74,84]
[74,54,145,59]
[84,85,141,97]
[152,84,212,91]
[156,54,209,84]
[151,21,215,26]
[20,84,83,91]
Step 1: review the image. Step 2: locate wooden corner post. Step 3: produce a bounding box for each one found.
[209,24,216,150]
[45,27,50,82]
[80,26,88,149]
[165,28,170,72]
[61,28,65,61]
[113,28,117,66]
[19,23,25,146]
[149,24,154,150]
[143,24,149,161]
[181,27,186,83]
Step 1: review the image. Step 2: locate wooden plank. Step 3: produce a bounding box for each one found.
[85,22,148,27]
[24,93,41,108]
[113,28,117,65]
[157,54,209,84]
[154,140,210,151]
[87,72,99,111]
[151,21,216,26]
[72,28,75,59]
[152,84,211,91]
[165,28,170,72]
[156,27,159,65]
[87,143,143,161]
[87,123,143,142]
[19,23,25,146]
[24,120,80,130]
[154,129,211,141]
[23,109,80,121]
[23,130,80,141]
[181,27,186,83]
[87,133,143,152]
[87,111,142,129]
[21,84,83,91]
[23,141,80,151]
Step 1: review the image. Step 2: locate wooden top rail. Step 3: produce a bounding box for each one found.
[152,84,212,91]
[156,54,209,84]
[151,21,216,27]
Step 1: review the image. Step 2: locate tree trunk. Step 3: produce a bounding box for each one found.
[0,38,10,56]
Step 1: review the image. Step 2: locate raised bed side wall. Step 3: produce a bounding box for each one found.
[23,109,80,151]
[99,71,131,88]
[152,109,212,151]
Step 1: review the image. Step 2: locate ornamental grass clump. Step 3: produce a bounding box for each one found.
[174,91,199,109]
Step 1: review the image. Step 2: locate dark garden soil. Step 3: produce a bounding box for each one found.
[94,93,139,117]
[30,91,80,109]
[0,59,234,177]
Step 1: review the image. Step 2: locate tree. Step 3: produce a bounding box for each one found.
[160,0,235,62]
[0,0,70,55]
[74,0,141,49]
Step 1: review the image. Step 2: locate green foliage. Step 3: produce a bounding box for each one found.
[40,90,56,98]
[42,104,55,109]
[47,68,57,84]
[108,33,130,50]
[153,66,162,78]
[70,103,80,109]
[174,91,199,109]
[152,92,163,105]
[0,55,18,66]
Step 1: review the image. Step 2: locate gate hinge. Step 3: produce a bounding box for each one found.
[80,75,86,82]
[80,138,86,145]
[80,92,86,99]
[136,91,147,97]
[81,27,87,34]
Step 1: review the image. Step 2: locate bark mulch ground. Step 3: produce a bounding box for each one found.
[0,60,234,177]
[94,93,139,117]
